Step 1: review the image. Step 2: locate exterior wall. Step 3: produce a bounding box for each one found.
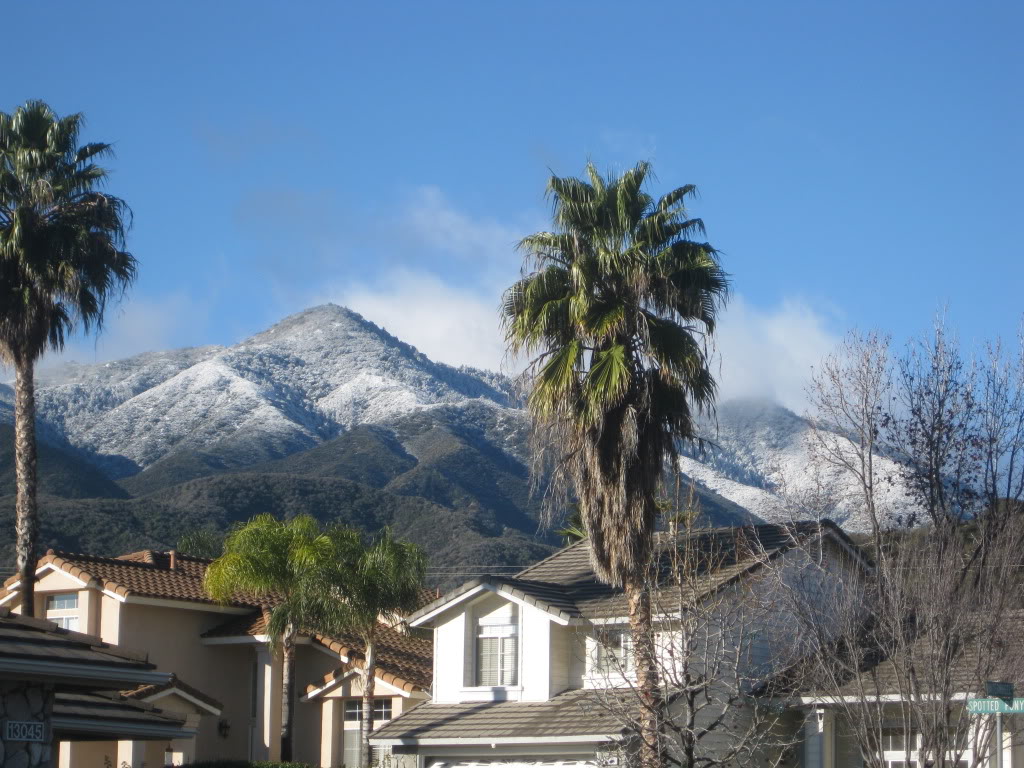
[432,591,566,704]
[119,602,254,761]
[292,645,352,767]
[318,673,425,768]
[0,681,54,768]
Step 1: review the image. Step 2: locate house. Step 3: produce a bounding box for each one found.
[371,521,864,768]
[798,619,1024,768]
[0,548,432,767]
[0,607,194,768]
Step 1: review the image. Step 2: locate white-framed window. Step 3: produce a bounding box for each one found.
[344,698,392,722]
[593,628,632,675]
[45,592,79,631]
[476,615,518,686]
[879,728,970,768]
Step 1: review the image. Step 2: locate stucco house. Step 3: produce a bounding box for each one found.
[0,606,194,768]
[0,548,432,767]
[371,521,863,768]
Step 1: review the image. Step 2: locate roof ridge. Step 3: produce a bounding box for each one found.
[515,538,590,578]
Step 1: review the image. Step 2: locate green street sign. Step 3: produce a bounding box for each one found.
[967,698,1024,714]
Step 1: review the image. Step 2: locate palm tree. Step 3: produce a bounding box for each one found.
[502,161,728,768]
[324,527,426,768]
[0,100,136,616]
[205,514,341,762]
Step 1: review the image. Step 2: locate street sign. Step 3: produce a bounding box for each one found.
[967,698,1024,714]
[986,681,1015,702]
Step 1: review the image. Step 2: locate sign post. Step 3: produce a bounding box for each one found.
[983,682,1015,768]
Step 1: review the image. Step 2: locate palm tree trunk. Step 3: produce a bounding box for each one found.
[627,576,662,768]
[13,356,39,618]
[360,638,377,768]
[280,627,296,762]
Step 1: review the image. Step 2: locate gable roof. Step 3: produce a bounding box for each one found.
[0,608,168,689]
[121,673,223,715]
[411,521,860,625]
[2,549,262,608]
[53,691,192,741]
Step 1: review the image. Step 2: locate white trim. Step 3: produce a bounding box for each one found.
[303,670,415,702]
[123,595,251,614]
[410,586,489,627]
[0,657,170,685]
[51,715,196,739]
[143,687,222,716]
[414,584,573,628]
[370,735,615,746]
[101,588,127,603]
[798,691,971,705]
[201,634,266,646]
[0,590,18,606]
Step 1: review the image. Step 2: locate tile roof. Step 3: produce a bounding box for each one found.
[831,613,1024,698]
[122,673,224,713]
[370,689,627,743]
[2,549,263,608]
[4,547,433,694]
[412,521,852,624]
[203,609,434,693]
[0,607,159,680]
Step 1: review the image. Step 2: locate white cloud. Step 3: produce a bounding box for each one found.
[37,293,212,370]
[327,269,509,373]
[712,296,840,412]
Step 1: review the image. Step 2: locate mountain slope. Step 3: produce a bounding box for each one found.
[0,305,907,579]
[680,398,916,532]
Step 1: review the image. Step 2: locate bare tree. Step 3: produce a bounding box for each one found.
[587,492,821,768]
[776,319,1024,768]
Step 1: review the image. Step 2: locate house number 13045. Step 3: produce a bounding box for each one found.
[4,720,46,742]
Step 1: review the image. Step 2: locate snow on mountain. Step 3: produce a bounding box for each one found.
[28,305,515,476]
[7,306,918,533]
[681,398,916,533]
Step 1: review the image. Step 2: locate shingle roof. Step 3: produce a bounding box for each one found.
[203,610,434,693]
[0,607,151,668]
[2,549,263,608]
[831,613,1024,698]
[52,691,190,740]
[0,608,165,689]
[121,673,223,713]
[412,521,852,624]
[370,689,627,743]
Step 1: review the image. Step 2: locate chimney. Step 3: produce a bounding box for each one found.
[168,550,177,570]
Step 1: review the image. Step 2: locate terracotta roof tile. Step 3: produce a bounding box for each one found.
[2,550,264,608]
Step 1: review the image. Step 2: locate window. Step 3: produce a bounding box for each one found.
[344,698,392,722]
[878,728,972,768]
[45,592,79,631]
[371,744,392,766]
[593,629,632,675]
[477,622,518,686]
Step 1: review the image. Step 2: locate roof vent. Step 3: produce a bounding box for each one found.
[168,550,177,570]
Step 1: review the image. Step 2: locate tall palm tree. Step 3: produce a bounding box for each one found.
[0,100,136,616]
[205,514,341,762]
[323,527,426,768]
[502,161,728,768]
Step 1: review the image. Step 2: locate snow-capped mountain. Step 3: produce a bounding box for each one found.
[681,398,916,533]
[1,305,914,543]
[23,305,514,476]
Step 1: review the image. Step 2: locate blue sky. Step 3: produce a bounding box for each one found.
[4,1,1022,408]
